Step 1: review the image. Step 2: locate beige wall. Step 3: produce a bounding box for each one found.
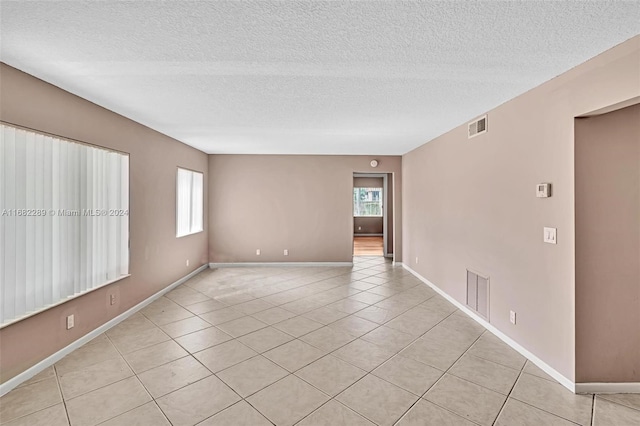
[0,64,209,383]
[575,104,640,382]
[353,177,383,188]
[354,217,383,235]
[402,36,640,381]
[208,155,401,263]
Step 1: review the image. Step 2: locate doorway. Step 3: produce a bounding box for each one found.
[353,173,389,257]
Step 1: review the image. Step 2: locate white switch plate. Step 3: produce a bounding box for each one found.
[66,315,75,329]
[283,249,289,256]
[510,310,516,324]
[543,227,557,244]
[186,259,190,266]
[415,257,419,264]
[256,249,261,255]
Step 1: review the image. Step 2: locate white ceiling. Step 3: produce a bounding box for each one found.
[1,1,639,155]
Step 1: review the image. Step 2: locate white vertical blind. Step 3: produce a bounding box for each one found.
[0,124,129,327]
[176,167,203,237]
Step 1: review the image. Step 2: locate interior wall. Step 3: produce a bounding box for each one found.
[387,173,394,254]
[208,155,401,263]
[0,64,209,383]
[575,104,640,383]
[353,176,384,236]
[402,36,640,381]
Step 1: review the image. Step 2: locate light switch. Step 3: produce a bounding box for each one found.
[544,227,557,244]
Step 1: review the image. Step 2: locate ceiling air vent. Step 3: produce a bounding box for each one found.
[468,115,487,139]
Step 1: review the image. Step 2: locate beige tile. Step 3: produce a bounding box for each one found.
[143,304,194,326]
[157,375,240,426]
[400,335,467,371]
[467,333,526,370]
[297,400,375,426]
[274,316,323,337]
[233,299,274,315]
[296,355,366,396]
[438,313,485,339]
[348,292,387,305]
[303,307,350,324]
[496,398,579,426]
[214,292,255,305]
[511,373,592,426]
[58,357,133,400]
[264,339,325,372]
[247,375,329,426]
[1,403,69,426]
[251,306,297,324]
[198,307,245,326]
[166,287,210,306]
[16,366,55,388]
[333,339,395,371]
[215,316,268,337]
[360,326,415,353]
[600,393,640,412]
[66,377,151,426]
[448,354,520,395]
[373,355,443,396]
[106,314,156,339]
[198,401,272,426]
[594,397,640,426]
[0,378,62,424]
[329,316,378,337]
[174,326,232,353]
[123,340,188,373]
[397,399,476,426]
[194,340,257,372]
[184,299,227,315]
[523,360,558,383]
[337,374,418,426]
[137,356,211,398]
[217,355,288,397]
[300,326,355,352]
[237,326,293,353]
[99,402,170,426]
[384,312,439,337]
[424,374,506,426]
[108,327,171,355]
[55,339,121,374]
[159,316,211,338]
[353,305,397,324]
[327,299,370,314]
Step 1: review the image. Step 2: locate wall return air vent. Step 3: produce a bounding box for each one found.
[468,115,487,138]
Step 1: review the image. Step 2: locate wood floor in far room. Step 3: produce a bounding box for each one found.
[354,236,383,256]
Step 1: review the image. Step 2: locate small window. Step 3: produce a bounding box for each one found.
[176,168,203,237]
[353,187,383,217]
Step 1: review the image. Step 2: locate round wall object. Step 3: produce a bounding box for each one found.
[370,160,379,168]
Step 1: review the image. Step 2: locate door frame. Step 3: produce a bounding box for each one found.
[353,172,389,257]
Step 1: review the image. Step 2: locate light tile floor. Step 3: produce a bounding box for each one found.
[2,257,640,425]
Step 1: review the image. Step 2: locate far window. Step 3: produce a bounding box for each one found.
[353,187,383,217]
[176,168,203,237]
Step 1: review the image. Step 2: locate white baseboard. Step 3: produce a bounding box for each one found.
[402,264,577,394]
[0,264,208,397]
[575,382,640,394]
[209,262,353,268]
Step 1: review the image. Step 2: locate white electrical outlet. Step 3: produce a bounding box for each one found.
[415,257,419,264]
[66,314,75,329]
[510,310,516,325]
[284,249,289,256]
[358,226,362,231]
[543,227,557,244]
[110,294,116,306]
[186,259,190,266]
[256,249,261,255]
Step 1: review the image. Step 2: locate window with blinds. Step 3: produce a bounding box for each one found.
[176,167,203,237]
[0,124,129,327]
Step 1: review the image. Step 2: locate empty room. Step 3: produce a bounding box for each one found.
[1,2,639,425]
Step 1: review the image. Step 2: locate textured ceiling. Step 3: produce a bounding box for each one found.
[1,1,639,155]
